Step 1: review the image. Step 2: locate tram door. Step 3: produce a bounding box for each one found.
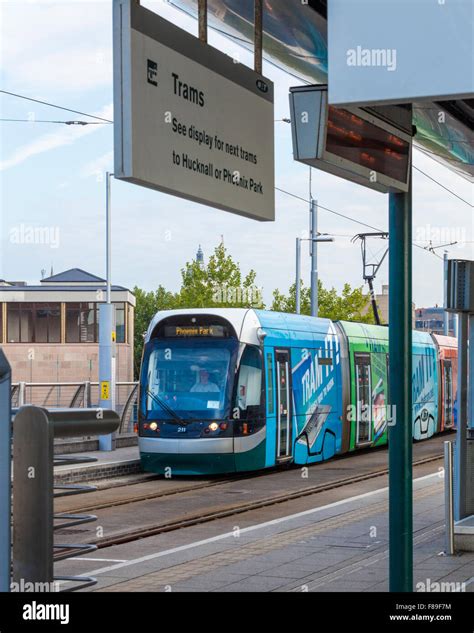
[355,353,372,445]
[276,350,292,460]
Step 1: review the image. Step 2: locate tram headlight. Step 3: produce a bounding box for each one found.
[149,422,158,432]
[209,422,219,432]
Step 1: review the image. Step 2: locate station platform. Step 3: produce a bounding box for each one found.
[58,460,474,593]
[54,444,141,484]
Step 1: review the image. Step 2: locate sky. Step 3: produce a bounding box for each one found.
[0,0,472,308]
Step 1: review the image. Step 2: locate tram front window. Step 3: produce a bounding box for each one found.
[142,338,238,420]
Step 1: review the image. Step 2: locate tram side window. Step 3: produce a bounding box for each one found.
[266,352,274,414]
[443,360,453,427]
[237,346,263,419]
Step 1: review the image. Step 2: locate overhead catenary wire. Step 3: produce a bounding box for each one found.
[413,165,473,207]
[0,90,113,123]
[275,186,449,261]
[0,118,108,125]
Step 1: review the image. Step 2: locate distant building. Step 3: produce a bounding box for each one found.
[0,268,135,383]
[415,306,455,336]
[196,244,205,269]
[362,284,416,326]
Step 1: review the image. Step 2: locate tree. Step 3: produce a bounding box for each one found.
[177,243,263,309]
[272,279,375,323]
[133,285,178,377]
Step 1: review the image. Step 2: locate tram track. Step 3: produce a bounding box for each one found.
[56,450,444,554]
[57,432,453,516]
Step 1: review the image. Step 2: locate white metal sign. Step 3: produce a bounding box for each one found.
[113,0,275,221]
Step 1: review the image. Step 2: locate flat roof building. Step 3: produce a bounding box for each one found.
[0,268,135,385]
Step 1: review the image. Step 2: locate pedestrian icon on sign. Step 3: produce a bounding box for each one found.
[147,59,157,86]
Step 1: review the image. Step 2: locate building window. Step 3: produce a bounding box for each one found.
[114,303,125,343]
[8,303,33,342]
[6,303,60,343]
[34,304,60,342]
[66,303,97,343]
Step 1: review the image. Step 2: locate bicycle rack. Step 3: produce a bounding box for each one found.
[12,406,120,592]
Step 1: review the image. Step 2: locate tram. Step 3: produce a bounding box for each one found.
[138,309,457,475]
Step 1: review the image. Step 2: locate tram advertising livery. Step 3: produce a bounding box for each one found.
[138,309,458,475]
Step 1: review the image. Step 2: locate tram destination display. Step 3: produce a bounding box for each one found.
[164,325,228,338]
[289,84,412,193]
[113,0,275,221]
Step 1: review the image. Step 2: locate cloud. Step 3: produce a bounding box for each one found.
[80,150,113,179]
[0,1,112,92]
[0,104,112,171]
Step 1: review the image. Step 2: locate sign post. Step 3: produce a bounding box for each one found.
[388,185,413,592]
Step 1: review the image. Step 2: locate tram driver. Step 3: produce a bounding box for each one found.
[190,369,220,393]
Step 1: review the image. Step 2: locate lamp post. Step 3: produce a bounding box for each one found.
[99,171,117,451]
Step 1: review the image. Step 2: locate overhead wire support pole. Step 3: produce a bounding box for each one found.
[198,0,208,43]
[443,251,449,335]
[388,181,413,592]
[310,199,318,317]
[254,0,263,74]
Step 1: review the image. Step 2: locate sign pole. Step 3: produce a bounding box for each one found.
[388,181,413,592]
[254,0,263,74]
[198,0,207,43]
[455,312,468,520]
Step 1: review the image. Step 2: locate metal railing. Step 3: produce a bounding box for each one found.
[12,406,120,591]
[11,381,138,433]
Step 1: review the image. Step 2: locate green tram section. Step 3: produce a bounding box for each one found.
[338,321,439,451]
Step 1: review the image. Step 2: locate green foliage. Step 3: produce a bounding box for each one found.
[271,279,375,324]
[177,243,260,309]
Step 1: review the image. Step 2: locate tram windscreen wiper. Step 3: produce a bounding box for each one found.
[145,388,191,425]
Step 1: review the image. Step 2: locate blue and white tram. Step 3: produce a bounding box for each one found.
[138,308,456,475]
